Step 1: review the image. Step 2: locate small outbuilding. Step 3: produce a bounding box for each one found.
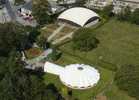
[58,7,100,27]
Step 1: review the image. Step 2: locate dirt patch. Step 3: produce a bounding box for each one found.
[96,95,107,100]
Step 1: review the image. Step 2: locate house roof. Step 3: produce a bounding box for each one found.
[44,62,65,75]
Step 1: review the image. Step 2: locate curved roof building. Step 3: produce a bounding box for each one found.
[44,62,100,89]
[58,7,100,27]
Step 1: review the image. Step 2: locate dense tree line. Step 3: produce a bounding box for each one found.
[95,5,139,25]
[116,8,139,25]
[0,23,64,100]
[0,23,28,56]
[115,65,139,99]
[0,52,64,100]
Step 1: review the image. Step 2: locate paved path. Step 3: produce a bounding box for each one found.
[5,0,16,22]
[47,24,65,42]
[52,31,74,45]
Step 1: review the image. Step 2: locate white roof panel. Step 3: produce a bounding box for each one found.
[60,64,100,89]
[44,62,64,75]
[44,62,100,89]
[58,7,99,27]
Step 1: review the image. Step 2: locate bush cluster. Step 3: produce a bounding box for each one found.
[115,65,139,99]
[116,8,139,25]
[72,28,99,52]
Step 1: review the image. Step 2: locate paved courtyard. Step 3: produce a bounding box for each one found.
[0,0,37,27]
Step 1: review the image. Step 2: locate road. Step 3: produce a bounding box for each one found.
[5,0,16,22]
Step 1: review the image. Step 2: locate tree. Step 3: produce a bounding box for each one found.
[115,65,139,99]
[37,35,48,49]
[0,23,28,56]
[72,28,99,51]
[101,5,113,19]
[130,8,139,25]
[116,6,132,21]
[47,49,62,61]
[45,84,64,100]
[0,51,64,100]
[32,0,51,25]
[28,28,40,43]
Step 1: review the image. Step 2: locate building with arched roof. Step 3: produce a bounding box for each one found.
[58,7,100,27]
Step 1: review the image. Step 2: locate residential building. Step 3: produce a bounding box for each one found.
[85,0,113,9]
[57,0,85,5]
[58,0,77,4]
[113,0,139,14]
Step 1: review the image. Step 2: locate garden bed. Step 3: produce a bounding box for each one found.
[25,47,43,59]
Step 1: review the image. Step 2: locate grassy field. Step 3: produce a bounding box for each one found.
[44,19,139,100]
[60,19,139,70]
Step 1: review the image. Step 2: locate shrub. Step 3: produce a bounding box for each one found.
[101,5,114,19]
[72,28,99,52]
[116,7,139,25]
[115,65,139,99]
[47,49,62,61]
[130,8,139,25]
[116,6,132,21]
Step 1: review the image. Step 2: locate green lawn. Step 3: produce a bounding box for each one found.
[60,19,139,70]
[105,84,135,100]
[43,19,139,100]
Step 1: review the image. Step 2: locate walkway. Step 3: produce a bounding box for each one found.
[52,31,74,45]
[47,23,65,42]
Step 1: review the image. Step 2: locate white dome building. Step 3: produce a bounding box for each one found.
[58,7,100,27]
[44,62,100,89]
